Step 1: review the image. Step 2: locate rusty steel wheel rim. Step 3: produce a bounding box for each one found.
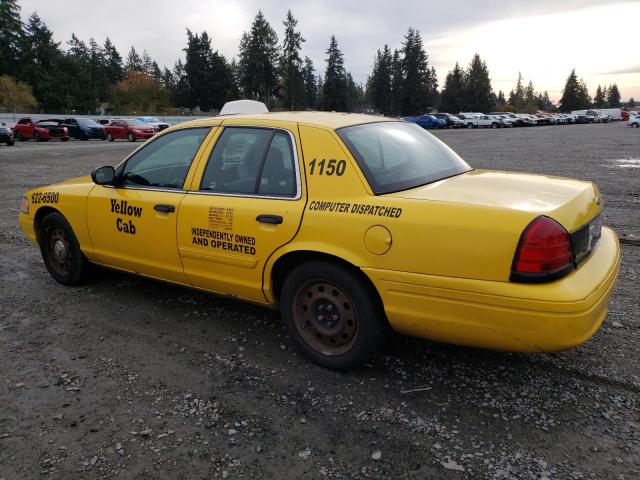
[293,280,359,356]
[47,227,72,276]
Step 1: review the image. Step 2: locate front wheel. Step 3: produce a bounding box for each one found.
[35,131,43,142]
[467,123,474,129]
[39,212,89,286]
[280,261,389,370]
[107,133,114,142]
[127,133,135,142]
[6,140,14,146]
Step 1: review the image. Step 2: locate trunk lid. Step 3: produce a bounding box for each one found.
[387,169,602,232]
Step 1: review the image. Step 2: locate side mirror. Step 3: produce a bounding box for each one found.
[91,166,116,185]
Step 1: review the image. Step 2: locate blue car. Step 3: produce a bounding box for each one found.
[403,114,446,129]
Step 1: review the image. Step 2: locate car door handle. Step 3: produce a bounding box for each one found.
[256,214,283,224]
[154,204,175,213]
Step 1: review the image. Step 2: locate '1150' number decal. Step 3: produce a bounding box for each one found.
[309,159,346,176]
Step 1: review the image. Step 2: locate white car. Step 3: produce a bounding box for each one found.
[493,114,514,127]
[457,113,500,129]
[516,114,537,126]
[628,116,640,128]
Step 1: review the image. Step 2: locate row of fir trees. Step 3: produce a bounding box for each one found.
[0,0,632,115]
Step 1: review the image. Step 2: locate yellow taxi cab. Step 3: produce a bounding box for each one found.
[19,100,620,369]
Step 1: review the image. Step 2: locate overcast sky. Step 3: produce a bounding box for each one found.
[18,0,640,101]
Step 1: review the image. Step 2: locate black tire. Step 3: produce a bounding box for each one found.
[491,122,498,129]
[128,132,135,142]
[39,212,89,286]
[6,140,14,146]
[280,261,389,370]
[467,123,473,129]
[107,133,114,142]
[16,131,23,141]
[35,131,42,142]
[61,137,69,142]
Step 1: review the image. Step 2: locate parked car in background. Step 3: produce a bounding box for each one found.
[628,116,640,128]
[0,122,15,145]
[433,113,463,128]
[61,118,106,140]
[104,119,157,142]
[14,118,69,142]
[403,114,446,129]
[96,119,114,126]
[459,114,500,128]
[137,116,170,131]
[491,112,523,127]
[575,115,592,124]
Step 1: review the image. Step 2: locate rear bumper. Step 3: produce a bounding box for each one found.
[363,227,620,352]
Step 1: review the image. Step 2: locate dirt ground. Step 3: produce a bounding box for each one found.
[1,122,639,479]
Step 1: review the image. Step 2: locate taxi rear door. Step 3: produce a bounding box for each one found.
[176,120,306,303]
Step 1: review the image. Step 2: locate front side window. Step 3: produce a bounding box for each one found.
[119,128,209,189]
[200,127,296,197]
[338,121,471,194]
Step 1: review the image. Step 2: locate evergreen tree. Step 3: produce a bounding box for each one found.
[279,10,305,110]
[315,74,324,109]
[439,62,465,113]
[536,91,553,111]
[182,30,236,111]
[321,35,348,111]
[238,11,279,106]
[346,72,364,112]
[593,85,605,108]
[20,13,62,95]
[628,97,636,108]
[171,59,189,108]
[141,50,154,76]
[302,57,316,109]
[607,84,621,108]
[389,49,402,115]
[464,53,493,112]
[125,47,143,72]
[558,69,591,112]
[523,80,537,112]
[399,28,435,115]
[0,0,23,77]
[103,37,124,83]
[496,90,506,106]
[508,72,525,110]
[367,45,392,114]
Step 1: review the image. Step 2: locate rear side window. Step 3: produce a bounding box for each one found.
[338,121,471,194]
[200,127,297,197]
[120,128,209,189]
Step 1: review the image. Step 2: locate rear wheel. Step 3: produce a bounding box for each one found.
[491,122,498,129]
[127,132,135,142]
[35,131,42,142]
[6,139,14,146]
[107,133,114,142]
[39,212,89,286]
[280,261,389,370]
[467,123,473,129]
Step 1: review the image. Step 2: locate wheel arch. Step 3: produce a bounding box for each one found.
[34,206,63,243]
[268,249,384,312]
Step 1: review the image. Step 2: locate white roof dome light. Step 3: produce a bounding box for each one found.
[219,100,269,116]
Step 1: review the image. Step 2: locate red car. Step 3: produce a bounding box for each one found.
[14,118,69,142]
[104,119,157,142]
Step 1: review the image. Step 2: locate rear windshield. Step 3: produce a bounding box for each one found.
[337,121,471,194]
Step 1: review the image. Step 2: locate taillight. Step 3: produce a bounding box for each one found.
[511,216,573,282]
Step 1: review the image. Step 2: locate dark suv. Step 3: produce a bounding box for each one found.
[61,118,106,140]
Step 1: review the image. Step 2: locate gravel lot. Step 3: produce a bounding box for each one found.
[1,123,638,479]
